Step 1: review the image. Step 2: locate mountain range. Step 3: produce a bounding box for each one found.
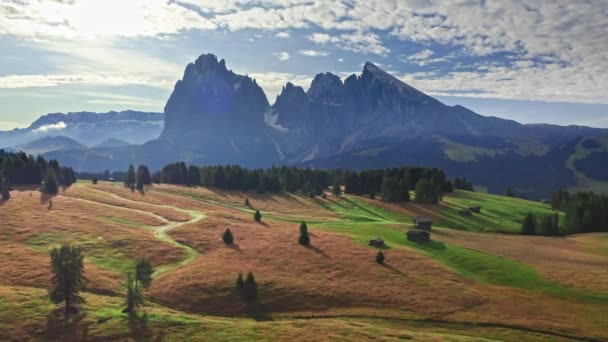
[3,53,607,198]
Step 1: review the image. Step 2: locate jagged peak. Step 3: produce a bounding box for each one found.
[308,72,343,98]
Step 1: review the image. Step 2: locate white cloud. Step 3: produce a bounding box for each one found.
[33,121,66,133]
[338,58,344,63]
[308,32,389,55]
[273,51,291,61]
[406,49,434,60]
[0,0,607,104]
[298,49,329,57]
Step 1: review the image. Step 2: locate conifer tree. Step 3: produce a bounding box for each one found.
[124,272,143,315]
[1,175,10,201]
[505,188,514,197]
[243,272,258,302]
[223,228,234,244]
[299,224,310,246]
[125,164,136,188]
[236,272,244,290]
[332,179,342,196]
[42,168,59,194]
[49,244,86,318]
[376,250,385,264]
[254,210,262,222]
[521,213,537,235]
[135,259,154,290]
[245,197,250,207]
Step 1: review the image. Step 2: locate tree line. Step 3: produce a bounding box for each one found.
[551,189,608,234]
[0,150,76,197]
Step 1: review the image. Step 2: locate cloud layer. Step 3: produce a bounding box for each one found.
[0,0,606,106]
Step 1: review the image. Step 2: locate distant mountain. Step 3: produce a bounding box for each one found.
[95,138,132,148]
[0,110,163,148]
[25,53,608,198]
[16,136,86,155]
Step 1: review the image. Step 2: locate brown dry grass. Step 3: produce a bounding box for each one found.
[1,183,607,340]
[0,188,184,292]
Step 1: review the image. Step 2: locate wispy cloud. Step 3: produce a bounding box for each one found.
[33,121,66,133]
[298,49,329,57]
[273,51,290,61]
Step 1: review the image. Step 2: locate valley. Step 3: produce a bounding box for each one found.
[1,182,606,341]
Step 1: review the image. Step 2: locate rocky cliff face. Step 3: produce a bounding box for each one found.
[160,54,280,165]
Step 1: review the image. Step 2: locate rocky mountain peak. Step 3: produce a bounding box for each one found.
[307,72,344,100]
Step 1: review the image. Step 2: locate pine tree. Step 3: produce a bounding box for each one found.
[505,188,514,197]
[332,179,342,196]
[188,165,200,187]
[245,197,250,207]
[1,175,10,201]
[521,213,537,235]
[243,272,258,302]
[124,272,143,315]
[49,244,86,318]
[135,259,154,290]
[223,228,234,244]
[254,210,262,222]
[125,164,136,188]
[236,273,244,290]
[42,168,59,194]
[414,178,438,204]
[92,177,98,185]
[376,250,385,264]
[299,225,310,246]
[369,190,375,199]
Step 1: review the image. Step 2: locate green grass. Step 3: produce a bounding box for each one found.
[102,216,145,227]
[313,195,608,304]
[26,232,135,274]
[436,190,564,233]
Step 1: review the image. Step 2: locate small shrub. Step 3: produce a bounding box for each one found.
[92,177,98,185]
[376,250,385,264]
[222,228,234,244]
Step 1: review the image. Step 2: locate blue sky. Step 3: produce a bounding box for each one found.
[0,0,606,129]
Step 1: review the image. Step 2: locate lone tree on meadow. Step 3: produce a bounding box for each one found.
[223,228,234,244]
[254,210,262,222]
[91,177,98,185]
[376,250,385,264]
[135,258,154,290]
[42,168,59,195]
[245,197,250,207]
[49,244,86,318]
[521,213,537,235]
[505,188,514,197]
[243,272,258,302]
[136,165,151,191]
[123,272,143,315]
[299,222,310,246]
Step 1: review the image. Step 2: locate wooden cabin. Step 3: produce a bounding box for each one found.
[459,209,472,216]
[469,206,481,213]
[413,216,432,230]
[368,238,385,248]
[406,230,430,243]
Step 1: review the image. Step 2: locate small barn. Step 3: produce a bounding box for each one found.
[469,206,481,213]
[369,238,385,248]
[413,216,432,230]
[406,230,430,243]
[459,209,472,216]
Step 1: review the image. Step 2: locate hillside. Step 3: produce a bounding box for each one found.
[0,183,606,341]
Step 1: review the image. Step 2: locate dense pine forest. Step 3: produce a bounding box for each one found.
[0,149,76,191]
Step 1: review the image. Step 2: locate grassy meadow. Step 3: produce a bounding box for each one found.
[0,182,606,341]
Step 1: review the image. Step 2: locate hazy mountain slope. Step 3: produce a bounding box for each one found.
[0,110,163,148]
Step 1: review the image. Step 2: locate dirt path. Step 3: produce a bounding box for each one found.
[69,185,206,278]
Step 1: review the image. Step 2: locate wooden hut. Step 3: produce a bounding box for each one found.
[406,230,430,243]
[469,206,481,213]
[368,238,385,248]
[413,216,432,230]
[459,209,472,216]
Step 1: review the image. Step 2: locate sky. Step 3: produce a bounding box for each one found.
[0,0,607,130]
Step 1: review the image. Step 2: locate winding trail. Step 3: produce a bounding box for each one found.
[69,185,206,278]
